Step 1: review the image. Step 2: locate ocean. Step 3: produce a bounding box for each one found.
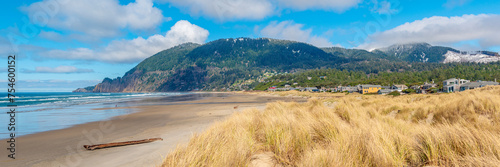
[0,92,188,137]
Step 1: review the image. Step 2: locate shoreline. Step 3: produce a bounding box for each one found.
[1,93,304,167]
[0,92,192,138]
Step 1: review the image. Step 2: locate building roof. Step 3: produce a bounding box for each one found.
[423,83,437,86]
[378,89,395,93]
[443,78,457,82]
[444,78,470,82]
[461,81,499,87]
[360,85,382,88]
[393,84,408,88]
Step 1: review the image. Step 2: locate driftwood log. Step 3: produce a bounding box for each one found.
[83,138,163,150]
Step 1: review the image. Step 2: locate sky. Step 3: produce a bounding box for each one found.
[1,0,499,92]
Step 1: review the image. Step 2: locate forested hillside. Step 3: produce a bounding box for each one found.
[255,62,500,90]
[77,38,500,92]
[92,38,347,92]
[375,43,459,63]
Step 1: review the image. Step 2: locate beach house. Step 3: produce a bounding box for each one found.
[459,81,499,91]
[378,89,396,95]
[304,87,318,92]
[422,83,437,90]
[359,85,382,94]
[391,84,408,91]
[410,85,421,90]
[443,78,470,93]
[340,86,358,93]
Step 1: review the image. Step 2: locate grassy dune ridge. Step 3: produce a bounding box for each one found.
[162,87,500,166]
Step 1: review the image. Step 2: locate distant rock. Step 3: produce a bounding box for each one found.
[72,86,95,93]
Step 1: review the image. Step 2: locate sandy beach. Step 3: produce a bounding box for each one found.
[1,93,305,167]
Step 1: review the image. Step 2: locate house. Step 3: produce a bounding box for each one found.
[422,83,437,90]
[359,85,382,94]
[305,87,318,92]
[391,84,408,91]
[293,86,303,91]
[418,83,437,94]
[459,81,499,91]
[268,87,276,91]
[340,86,358,93]
[410,85,421,93]
[276,88,290,91]
[381,86,391,90]
[284,84,291,88]
[307,77,312,80]
[443,78,470,93]
[320,76,327,79]
[443,78,469,86]
[410,85,421,90]
[378,89,396,95]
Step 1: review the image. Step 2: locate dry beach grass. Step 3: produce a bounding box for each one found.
[162,86,500,166]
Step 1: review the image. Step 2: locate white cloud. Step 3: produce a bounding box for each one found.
[158,0,361,21]
[160,0,273,21]
[358,14,500,50]
[275,0,362,12]
[371,0,398,14]
[0,79,102,92]
[0,38,14,55]
[22,0,165,38]
[24,66,94,73]
[38,30,66,42]
[40,20,209,63]
[443,0,471,8]
[259,21,334,47]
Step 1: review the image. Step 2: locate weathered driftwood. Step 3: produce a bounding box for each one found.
[83,138,163,150]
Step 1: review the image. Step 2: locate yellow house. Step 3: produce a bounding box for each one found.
[360,85,382,94]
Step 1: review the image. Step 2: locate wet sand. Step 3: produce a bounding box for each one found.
[0,93,305,167]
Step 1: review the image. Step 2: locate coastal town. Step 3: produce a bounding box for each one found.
[268,77,499,95]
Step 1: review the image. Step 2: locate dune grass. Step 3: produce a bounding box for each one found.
[162,86,500,166]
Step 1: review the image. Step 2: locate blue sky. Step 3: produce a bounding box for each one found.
[1,0,499,92]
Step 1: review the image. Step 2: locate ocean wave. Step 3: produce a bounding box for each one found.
[0,92,185,108]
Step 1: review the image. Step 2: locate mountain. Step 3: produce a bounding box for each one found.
[90,38,348,92]
[93,43,201,92]
[75,39,500,93]
[374,43,460,63]
[321,47,400,61]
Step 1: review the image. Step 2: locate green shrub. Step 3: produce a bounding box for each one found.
[429,88,439,93]
[388,91,401,96]
[402,89,416,94]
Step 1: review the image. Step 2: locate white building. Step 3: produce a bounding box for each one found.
[443,78,470,93]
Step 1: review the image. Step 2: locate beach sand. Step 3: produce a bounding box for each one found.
[1,93,305,167]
